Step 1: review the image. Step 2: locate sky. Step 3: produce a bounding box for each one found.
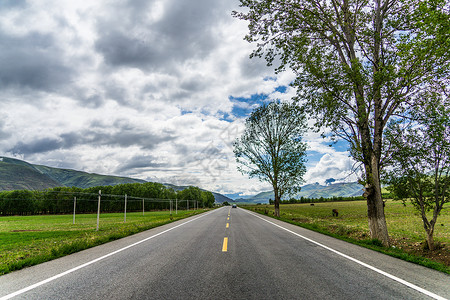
[0,0,358,198]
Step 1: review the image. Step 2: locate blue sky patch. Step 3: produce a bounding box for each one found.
[275,85,287,93]
[229,93,269,118]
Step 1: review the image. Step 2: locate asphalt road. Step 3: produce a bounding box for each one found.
[0,207,449,300]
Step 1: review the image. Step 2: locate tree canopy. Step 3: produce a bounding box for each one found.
[384,96,450,250]
[234,101,307,217]
[234,0,450,246]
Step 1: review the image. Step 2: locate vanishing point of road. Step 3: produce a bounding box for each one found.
[0,207,449,300]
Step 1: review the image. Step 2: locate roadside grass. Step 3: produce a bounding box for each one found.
[0,210,206,275]
[246,200,450,274]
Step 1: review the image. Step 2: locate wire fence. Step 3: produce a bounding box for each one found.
[0,190,201,219]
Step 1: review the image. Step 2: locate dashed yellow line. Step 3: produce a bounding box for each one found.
[223,209,231,252]
[222,237,228,252]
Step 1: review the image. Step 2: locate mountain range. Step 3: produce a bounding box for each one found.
[234,182,364,204]
[0,156,231,203]
[0,156,364,204]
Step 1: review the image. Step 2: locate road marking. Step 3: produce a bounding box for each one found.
[226,223,229,228]
[227,217,229,220]
[222,237,228,252]
[242,209,447,300]
[0,208,223,300]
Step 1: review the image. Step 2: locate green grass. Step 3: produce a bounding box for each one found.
[246,200,450,274]
[0,210,207,275]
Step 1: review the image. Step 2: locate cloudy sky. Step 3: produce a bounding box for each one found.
[0,0,358,198]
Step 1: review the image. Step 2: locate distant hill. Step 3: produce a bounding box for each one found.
[0,156,231,203]
[235,182,364,204]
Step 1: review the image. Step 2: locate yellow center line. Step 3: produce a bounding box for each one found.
[227,217,229,220]
[226,223,229,228]
[222,237,228,252]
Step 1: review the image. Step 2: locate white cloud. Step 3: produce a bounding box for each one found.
[304,152,359,185]
[0,0,357,197]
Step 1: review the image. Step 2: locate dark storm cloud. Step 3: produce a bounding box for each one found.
[115,155,168,173]
[0,31,75,92]
[8,124,176,155]
[9,138,62,155]
[95,0,227,71]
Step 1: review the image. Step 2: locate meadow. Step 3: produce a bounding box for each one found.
[246,200,450,273]
[0,210,205,275]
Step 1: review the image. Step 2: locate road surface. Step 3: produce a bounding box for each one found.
[0,207,449,299]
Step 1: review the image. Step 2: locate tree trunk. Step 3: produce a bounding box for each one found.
[273,188,280,217]
[423,209,436,251]
[426,228,435,251]
[364,157,390,246]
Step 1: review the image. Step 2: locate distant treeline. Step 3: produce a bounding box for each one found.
[268,195,366,205]
[0,182,215,216]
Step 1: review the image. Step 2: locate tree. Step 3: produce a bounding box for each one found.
[384,96,449,251]
[233,0,449,246]
[234,101,307,217]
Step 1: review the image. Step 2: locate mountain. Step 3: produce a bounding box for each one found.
[235,182,364,204]
[0,156,145,191]
[0,156,231,203]
[0,157,61,190]
[33,165,146,188]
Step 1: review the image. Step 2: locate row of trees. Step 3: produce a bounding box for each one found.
[269,196,365,205]
[0,183,215,216]
[233,0,449,248]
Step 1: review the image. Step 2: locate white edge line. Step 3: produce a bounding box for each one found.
[0,208,222,300]
[242,209,448,300]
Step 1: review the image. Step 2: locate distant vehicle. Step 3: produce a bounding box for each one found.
[232,204,237,208]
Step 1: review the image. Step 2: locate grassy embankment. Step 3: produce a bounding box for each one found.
[245,200,450,274]
[0,210,206,275]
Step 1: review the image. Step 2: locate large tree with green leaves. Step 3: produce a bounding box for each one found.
[384,96,449,251]
[233,0,449,245]
[234,101,307,217]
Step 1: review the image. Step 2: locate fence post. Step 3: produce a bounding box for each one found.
[142,198,144,216]
[187,200,189,211]
[124,194,127,223]
[96,190,101,231]
[170,200,172,215]
[73,196,76,225]
[176,198,178,214]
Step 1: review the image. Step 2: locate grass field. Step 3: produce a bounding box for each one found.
[0,210,206,275]
[246,200,450,273]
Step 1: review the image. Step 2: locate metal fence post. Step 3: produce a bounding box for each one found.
[96,190,101,231]
[124,194,127,223]
[73,196,76,225]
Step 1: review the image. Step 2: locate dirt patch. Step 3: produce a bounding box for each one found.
[391,237,450,267]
